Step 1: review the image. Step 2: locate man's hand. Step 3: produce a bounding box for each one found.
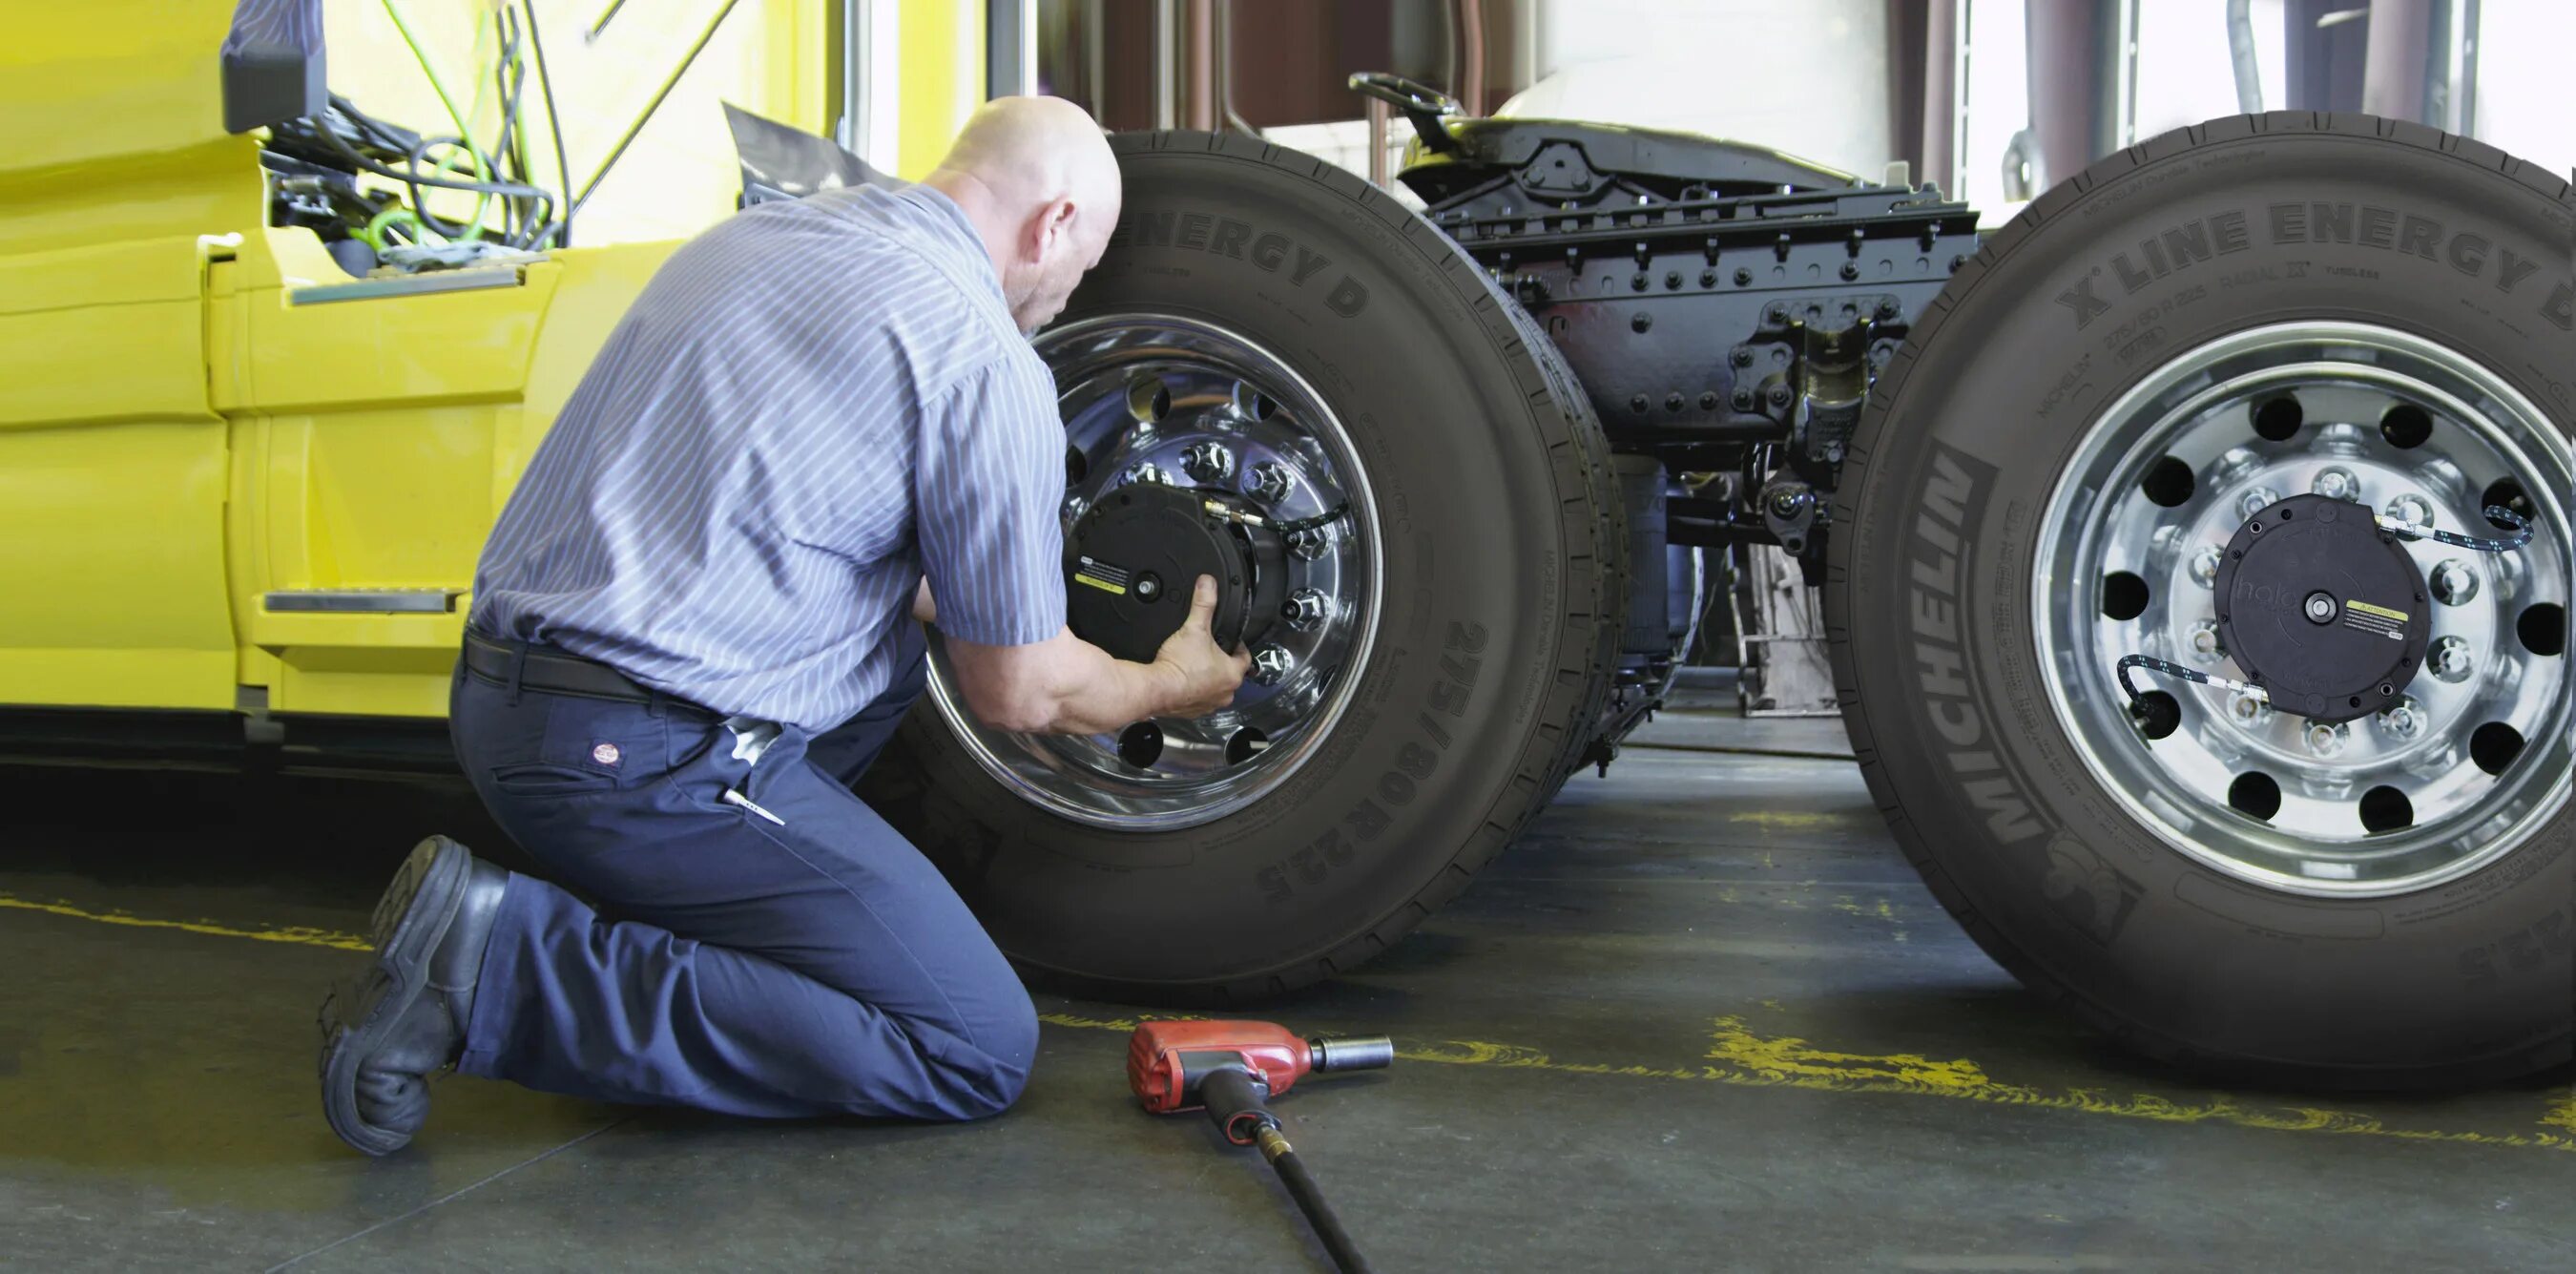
[939,574,1249,736]
[1151,575,1253,717]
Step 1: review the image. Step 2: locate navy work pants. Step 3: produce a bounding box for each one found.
[446,628,1036,1120]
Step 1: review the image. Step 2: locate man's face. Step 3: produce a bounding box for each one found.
[1009,195,1118,334]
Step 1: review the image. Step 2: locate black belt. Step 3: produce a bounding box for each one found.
[463,631,656,703]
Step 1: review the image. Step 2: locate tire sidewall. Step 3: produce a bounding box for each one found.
[1840,122,2575,1076]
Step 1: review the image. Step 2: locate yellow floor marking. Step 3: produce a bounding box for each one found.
[13,890,2571,1153]
[1726,810,1845,831]
[2546,1094,2576,1137]
[1694,1016,2573,1152]
[0,892,372,952]
[1038,1012,1161,1032]
[1052,1007,2572,1155]
[1833,894,1911,943]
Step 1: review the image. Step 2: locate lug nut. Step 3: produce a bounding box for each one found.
[1180,441,1236,484]
[2384,494,2435,529]
[2236,486,2281,520]
[2227,690,2273,729]
[2190,545,2224,587]
[2304,720,2351,758]
[1246,461,1296,506]
[2377,696,2427,741]
[1250,645,1295,686]
[2186,620,2222,664]
[1281,588,1333,631]
[2311,467,2360,502]
[1285,528,1329,560]
[2430,559,2479,606]
[1061,494,1088,523]
[2429,635,2474,682]
[1123,462,1174,487]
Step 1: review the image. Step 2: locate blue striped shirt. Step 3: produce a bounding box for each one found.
[470,185,1067,733]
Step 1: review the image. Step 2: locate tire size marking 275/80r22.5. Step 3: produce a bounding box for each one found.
[1257,619,1486,905]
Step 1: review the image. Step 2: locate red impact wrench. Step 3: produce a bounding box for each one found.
[1127,1020,1394,1273]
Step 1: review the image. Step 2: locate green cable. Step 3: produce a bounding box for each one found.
[381,0,492,240]
[462,10,493,140]
[361,206,430,251]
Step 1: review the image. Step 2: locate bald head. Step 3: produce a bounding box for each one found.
[924,96,1122,333]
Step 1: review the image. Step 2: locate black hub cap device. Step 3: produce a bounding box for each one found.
[2212,493,2431,724]
[1065,484,1283,664]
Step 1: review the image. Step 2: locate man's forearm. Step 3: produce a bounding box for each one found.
[1035,643,1189,735]
[947,627,1187,734]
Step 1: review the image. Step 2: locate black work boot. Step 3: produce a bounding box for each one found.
[319,835,509,1156]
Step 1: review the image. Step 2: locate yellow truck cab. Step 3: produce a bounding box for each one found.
[1,6,681,766]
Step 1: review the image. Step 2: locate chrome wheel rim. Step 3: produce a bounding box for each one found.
[924,314,1382,831]
[2034,322,2571,896]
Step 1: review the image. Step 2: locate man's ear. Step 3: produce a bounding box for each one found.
[1028,197,1078,261]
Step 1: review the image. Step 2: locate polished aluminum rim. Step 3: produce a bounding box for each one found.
[2034,322,2571,895]
[924,314,1382,830]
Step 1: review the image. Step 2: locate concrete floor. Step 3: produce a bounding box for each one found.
[4,687,2571,1272]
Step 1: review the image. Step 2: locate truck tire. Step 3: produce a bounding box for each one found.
[862,132,1624,1000]
[1830,114,2573,1085]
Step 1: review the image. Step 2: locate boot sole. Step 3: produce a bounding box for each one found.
[319,835,470,1157]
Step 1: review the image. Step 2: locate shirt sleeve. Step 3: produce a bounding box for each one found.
[913,352,1069,647]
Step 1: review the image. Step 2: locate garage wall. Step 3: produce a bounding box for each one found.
[1956,0,2571,225]
[1521,0,1895,180]
[2474,2,2575,179]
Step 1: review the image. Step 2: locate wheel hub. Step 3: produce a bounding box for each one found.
[2034,322,2570,894]
[1065,484,1281,662]
[2211,493,2429,723]
[922,314,1381,831]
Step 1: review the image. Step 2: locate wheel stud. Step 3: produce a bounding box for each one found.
[1181,441,1237,484]
[2430,559,2479,606]
[2227,690,2272,728]
[2236,486,2281,519]
[1282,588,1333,631]
[2429,635,2475,682]
[1246,461,1296,506]
[2311,467,2360,502]
[2186,619,2222,664]
[2376,696,2427,741]
[2189,545,2224,587]
[2304,720,2351,757]
[1250,645,1295,686]
[2384,493,2436,529]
